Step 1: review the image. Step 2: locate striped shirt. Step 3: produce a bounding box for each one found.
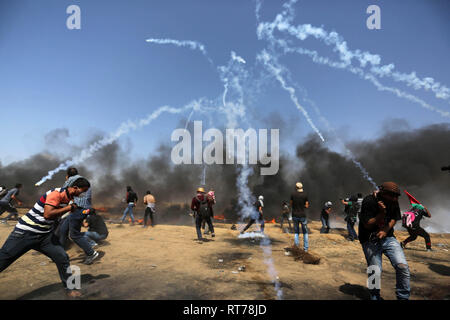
[16,188,71,234]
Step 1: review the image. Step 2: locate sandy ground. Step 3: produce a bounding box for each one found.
[0,210,449,300]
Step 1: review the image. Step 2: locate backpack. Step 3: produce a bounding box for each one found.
[196,196,210,219]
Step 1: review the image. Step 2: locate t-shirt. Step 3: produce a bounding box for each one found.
[1,188,19,204]
[290,192,308,218]
[321,207,330,217]
[358,194,401,244]
[253,200,263,219]
[127,191,138,203]
[86,214,108,236]
[16,188,71,234]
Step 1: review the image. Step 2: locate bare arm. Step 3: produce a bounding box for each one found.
[11,195,23,206]
[44,204,73,220]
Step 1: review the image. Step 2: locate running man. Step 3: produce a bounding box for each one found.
[241,195,265,234]
[0,177,91,298]
[401,204,432,251]
[0,183,23,222]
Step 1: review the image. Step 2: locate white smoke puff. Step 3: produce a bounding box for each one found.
[238,232,267,239]
[231,51,246,64]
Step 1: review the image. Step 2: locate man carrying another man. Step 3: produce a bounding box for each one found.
[0,177,91,298]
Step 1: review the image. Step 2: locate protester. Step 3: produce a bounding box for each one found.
[401,204,432,251]
[0,183,23,222]
[83,209,108,247]
[143,190,156,228]
[202,190,216,234]
[241,195,265,234]
[57,168,99,264]
[0,178,91,298]
[280,201,292,233]
[191,187,215,241]
[341,195,359,241]
[290,182,309,252]
[359,182,410,300]
[121,186,138,225]
[320,201,332,234]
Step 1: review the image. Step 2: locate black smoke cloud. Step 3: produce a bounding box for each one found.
[0,122,448,231]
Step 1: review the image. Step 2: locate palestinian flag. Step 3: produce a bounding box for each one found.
[404,190,421,205]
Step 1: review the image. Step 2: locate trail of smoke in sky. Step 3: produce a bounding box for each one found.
[145,38,213,65]
[257,50,325,142]
[35,101,206,186]
[258,0,450,102]
[277,45,450,118]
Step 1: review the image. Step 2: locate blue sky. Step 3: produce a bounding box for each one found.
[0,0,449,165]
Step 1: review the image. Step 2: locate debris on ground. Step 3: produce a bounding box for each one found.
[286,245,321,265]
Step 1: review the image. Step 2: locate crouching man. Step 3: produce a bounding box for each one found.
[359,182,410,300]
[83,209,108,247]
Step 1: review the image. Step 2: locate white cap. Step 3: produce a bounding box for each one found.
[258,195,264,201]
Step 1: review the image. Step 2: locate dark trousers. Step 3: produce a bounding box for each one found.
[0,201,18,220]
[195,215,214,239]
[242,213,264,233]
[144,207,155,227]
[59,210,94,256]
[404,227,431,249]
[280,213,292,231]
[346,219,358,240]
[0,228,71,288]
[320,214,330,233]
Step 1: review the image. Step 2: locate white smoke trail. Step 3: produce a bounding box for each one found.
[258,0,450,102]
[278,45,450,118]
[261,237,283,300]
[257,50,325,142]
[35,101,205,186]
[145,38,213,64]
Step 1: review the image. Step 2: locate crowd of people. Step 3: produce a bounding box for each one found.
[0,173,437,300]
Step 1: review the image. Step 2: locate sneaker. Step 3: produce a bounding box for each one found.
[211,233,215,238]
[91,242,98,248]
[84,251,99,265]
[426,248,433,252]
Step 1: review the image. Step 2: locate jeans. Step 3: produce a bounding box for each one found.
[58,217,70,249]
[195,214,214,239]
[346,220,358,240]
[121,203,135,223]
[281,213,292,231]
[292,216,308,251]
[0,201,18,219]
[362,237,410,300]
[69,209,94,256]
[0,228,72,289]
[84,231,107,246]
[320,214,330,233]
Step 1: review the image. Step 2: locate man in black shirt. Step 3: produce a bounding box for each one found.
[290,182,309,252]
[241,196,265,234]
[359,181,410,300]
[83,210,108,247]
